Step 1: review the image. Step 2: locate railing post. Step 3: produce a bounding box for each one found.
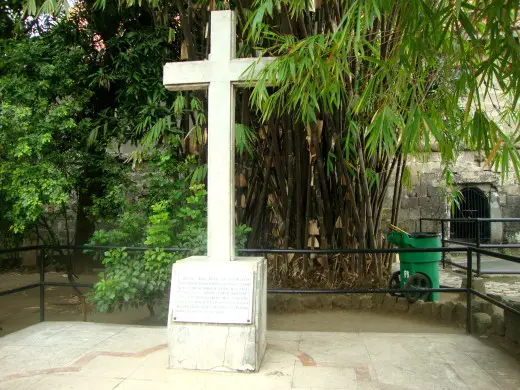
[441,221,446,269]
[39,247,45,322]
[476,219,481,277]
[466,248,473,334]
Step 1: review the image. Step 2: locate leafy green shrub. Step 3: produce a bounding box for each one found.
[88,179,252,317]
[90,247,177,316]
[88,183,205,315]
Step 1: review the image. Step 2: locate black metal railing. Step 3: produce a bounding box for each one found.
[419,217,520,276]
[1,244,520,336]
[0,245,188,322]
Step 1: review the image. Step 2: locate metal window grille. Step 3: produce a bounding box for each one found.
[450,187,491,243]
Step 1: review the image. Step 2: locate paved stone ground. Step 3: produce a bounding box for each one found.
[439,267,520,300]
[1,322,520,389]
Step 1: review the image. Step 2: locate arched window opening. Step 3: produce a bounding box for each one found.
[450,187,491,243]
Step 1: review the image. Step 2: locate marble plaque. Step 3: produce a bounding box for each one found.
[171,267,254,324]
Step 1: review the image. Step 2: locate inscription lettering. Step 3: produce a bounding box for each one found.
[172,269,254,324]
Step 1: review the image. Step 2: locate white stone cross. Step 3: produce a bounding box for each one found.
[163,10,273,261]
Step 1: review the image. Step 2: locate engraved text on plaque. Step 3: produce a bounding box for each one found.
[171,268,254,324]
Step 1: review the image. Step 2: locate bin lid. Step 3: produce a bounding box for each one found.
[409,232,441,238]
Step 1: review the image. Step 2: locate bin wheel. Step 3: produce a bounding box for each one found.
[404,273,431,303]
[388,271,402,297]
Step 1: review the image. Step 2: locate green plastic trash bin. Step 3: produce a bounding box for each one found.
[387,231,441,303]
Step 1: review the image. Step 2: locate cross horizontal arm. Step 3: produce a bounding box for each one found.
[228,57,276,85]
[163,57,276,91]
[163,61,211,91]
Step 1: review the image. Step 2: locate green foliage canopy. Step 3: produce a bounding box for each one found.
[248,0,520,179]
[0,22,97,233]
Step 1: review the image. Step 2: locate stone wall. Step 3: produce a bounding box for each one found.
[388,151,520,242]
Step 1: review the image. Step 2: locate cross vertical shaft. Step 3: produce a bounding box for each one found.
[210,10,235,62]
[163,11,274,262]
[207,81,235,260]
[207,11,236,261]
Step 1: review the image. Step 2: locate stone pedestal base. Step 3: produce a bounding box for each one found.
[167,256,266,372]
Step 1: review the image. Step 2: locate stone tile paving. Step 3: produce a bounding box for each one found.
[1,322,520,389]
[439,267,520,300]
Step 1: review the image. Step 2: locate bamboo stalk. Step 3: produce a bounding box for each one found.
[248,126,276,247]
[284,118,295,250]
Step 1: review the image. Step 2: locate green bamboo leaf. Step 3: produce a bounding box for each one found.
[458,12,477,41]
[455,0,461,17]
[402,167,412,190]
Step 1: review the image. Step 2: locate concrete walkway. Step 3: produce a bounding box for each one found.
[1,322,519,389]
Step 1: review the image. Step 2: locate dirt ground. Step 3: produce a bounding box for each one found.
[268,311,463,333]
[0,272,155,336]
[0,271,468,338]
